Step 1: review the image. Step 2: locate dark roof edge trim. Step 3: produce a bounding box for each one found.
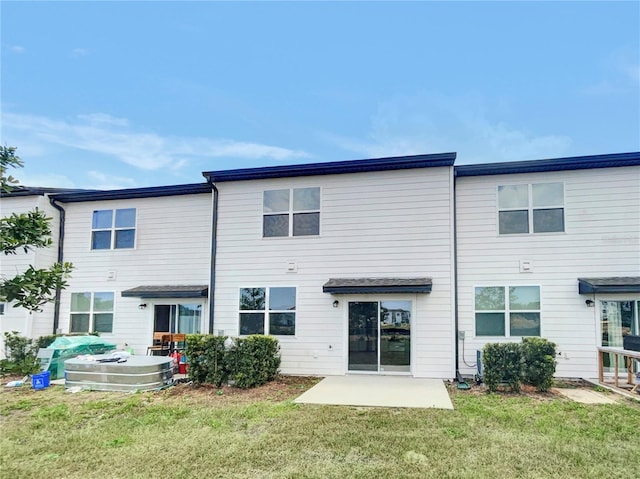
[455,152,640,177]
[323,285,432,294]
[121,288,209,299]
[578,279,640,295]
[1,187,92,198]
[204,152,456,182]
[52,183,212,203]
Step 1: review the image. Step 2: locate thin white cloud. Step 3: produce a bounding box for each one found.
[17,173,76,189]
[10,46,26,54]
[321,94,572,163]
[3,111,310,171]
[86,171,137,190]
[581,48,640,95]
[71,48,89,58]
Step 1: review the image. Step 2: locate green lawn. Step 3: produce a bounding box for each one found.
[1,378,638,479]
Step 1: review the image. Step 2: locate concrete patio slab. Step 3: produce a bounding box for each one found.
[553,387,618,404]
[294,375,454,409]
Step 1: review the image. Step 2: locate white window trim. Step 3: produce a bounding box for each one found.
[473,285,542,338]
[69,291,115,334]
[90,208,137,250]
[262,187,321,238]
[496,183,565,236]
[238,286,297,336]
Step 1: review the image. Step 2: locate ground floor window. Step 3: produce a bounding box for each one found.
[475,286,540,337]
[239,287,296,336]
[70,292,114,333]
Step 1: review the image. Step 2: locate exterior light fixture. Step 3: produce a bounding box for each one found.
[585,299,595,308]
[138,303,147,310]
[332,300,339,308]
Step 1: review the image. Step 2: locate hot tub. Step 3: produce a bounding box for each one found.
[64,354,174,392]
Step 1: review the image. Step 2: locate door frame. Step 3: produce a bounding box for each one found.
[595,296,640,373]
[343,295,414,375]
[148,300,206,338]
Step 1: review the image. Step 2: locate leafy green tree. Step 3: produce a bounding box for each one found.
[0,146,73,311]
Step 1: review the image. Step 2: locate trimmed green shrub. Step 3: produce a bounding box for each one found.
[521,337,557,392]
[185,334,228,387]
[185,334,281,389]
[228,335,281,389]
[482,342,523,393]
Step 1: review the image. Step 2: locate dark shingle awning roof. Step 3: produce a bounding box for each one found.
[121,285,208,299]
[578,277,640,294]
[323,278,432,294]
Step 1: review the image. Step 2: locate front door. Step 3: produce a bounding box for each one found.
[348,301,411,373]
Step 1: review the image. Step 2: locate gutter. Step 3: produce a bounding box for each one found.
[48,196,66,334]
[452,168,461,380]
[204,177,219,334]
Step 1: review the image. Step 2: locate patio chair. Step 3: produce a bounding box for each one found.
[171,333,187,352]
[146,333,171,356]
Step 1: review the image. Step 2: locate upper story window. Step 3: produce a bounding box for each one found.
[70,292,114,333]
[91,208,136,249]
[498,183,564,234]
[263,187,320,237]
[475,285,541,337]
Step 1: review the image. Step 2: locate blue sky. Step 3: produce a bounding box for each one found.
[1,1,639,189]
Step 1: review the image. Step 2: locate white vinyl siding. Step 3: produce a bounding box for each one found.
[457,165,640,379]
[0,195,60,355]
[57,193,212,353]
[214,167,455,378]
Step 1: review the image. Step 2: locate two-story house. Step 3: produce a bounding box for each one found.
[0,187,68,354]
[48,184,213,354]
[2,151,638,381]
[204,153,458,378]
[455,153,640,379]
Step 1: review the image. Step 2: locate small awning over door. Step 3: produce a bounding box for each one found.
[121,285,208,299]
[323,277,432,294]
[577,277,640,294]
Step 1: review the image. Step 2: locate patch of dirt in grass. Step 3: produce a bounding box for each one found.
[160,375,321,404]
[446,380,561,401]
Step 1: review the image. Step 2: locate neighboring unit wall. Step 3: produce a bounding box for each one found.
[456,165,640,378]
[57,193,212,354]
[0,195,60,356]
[213,167,455,378]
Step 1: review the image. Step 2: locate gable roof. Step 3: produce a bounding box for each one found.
[454,152,640,177]
[203,152,457,183]
[51,183,212,203]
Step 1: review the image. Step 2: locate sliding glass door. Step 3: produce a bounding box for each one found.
[154,303,203,334]
[600,300,638,371]
[348,300,411,373]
